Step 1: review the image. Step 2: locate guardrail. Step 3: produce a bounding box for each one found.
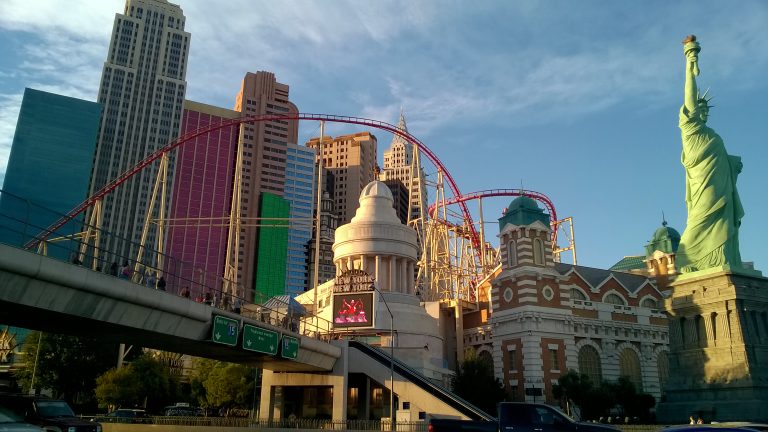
[0,189,334,339]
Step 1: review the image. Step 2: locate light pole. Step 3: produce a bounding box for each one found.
[374,286,395,431]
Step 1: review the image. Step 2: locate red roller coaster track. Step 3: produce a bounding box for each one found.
[28,113,481,256]
[427,188,558,245]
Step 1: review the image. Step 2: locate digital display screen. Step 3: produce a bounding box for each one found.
[332,292,374,329]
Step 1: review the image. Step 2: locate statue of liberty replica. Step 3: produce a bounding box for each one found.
[676,35,744,273]
[657,36,768,424]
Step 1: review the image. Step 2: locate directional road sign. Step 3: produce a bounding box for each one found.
[242,324,279,355]
[281,335,299,359]
[212,315,239,346]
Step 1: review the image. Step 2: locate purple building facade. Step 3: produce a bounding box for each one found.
[165,100,239,297]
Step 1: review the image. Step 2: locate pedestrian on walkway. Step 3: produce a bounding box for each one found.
[119,261,132,279]
[157,276,166,291]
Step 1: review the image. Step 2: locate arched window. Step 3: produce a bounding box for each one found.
[478,350,494,370]
[577,345,602,385]
[604,293,626,306]
[657,351,669,393]
[507,240,517,267]
[571,288,587,301]
[640,298,657,309]
[533,238,544,265]
[619,348,643,391]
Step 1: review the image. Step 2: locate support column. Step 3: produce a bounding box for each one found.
[389,257,396,293]
[407,261,414,295]
[375,256,381,285]
[401,259,407,294]
[361,254,367,274]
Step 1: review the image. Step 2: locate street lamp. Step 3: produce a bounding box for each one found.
[374,286,395,431]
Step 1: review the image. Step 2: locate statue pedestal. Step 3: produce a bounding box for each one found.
[657,268,768,423]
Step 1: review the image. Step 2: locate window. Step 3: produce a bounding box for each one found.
[549,348,559,370]
[507,240,517,267]
[657,351,669,392]
[604,293,626,305]
[640,298,658,308]
[577,345,602,384]
[619,348,643,391]
[571,288,587,301]
[533,238,544,265]
[507,348,517,371]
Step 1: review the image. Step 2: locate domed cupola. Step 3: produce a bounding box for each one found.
[498,195,551,231]
[644,220,681,256]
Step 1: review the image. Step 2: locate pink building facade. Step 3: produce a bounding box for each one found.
[165,100,239,296]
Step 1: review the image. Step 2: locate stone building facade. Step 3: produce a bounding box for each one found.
[463,197,670,404]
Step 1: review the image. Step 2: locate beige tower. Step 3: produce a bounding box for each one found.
[233,71,299,301]
[378,112,427,224]
[306,132,377,225]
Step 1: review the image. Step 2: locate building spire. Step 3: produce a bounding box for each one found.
[392,107,409,146]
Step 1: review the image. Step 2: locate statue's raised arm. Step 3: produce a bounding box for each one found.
[682,35,701,112]
[676,35,745,274]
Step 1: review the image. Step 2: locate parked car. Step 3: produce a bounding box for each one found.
[162,405,204,416]
[429,402,620,432]
[0,405,42,432]
[99,409,151,424]
[0,394,100,432]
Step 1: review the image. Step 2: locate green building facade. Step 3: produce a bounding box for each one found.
[254,192,290,299]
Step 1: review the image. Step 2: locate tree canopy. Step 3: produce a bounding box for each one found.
[452,349,505,417]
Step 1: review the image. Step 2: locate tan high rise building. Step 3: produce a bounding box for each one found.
[306,132,377,226]
[378,112,427,223]
[233,71,298,300]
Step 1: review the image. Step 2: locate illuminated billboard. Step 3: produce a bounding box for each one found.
[332,292,375,329]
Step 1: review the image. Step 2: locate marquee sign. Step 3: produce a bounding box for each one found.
[332,292,375,329]
[334,269,375,293]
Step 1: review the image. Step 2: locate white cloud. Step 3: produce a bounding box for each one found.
[0,93,23,183]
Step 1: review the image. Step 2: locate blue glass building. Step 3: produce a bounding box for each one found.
[284,143,317,296]
[0,88,101,256]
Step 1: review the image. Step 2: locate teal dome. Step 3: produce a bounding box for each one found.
[498,195,550,231]
[644,221,680,256]
[652,225,681,242]
[508,196,541,212]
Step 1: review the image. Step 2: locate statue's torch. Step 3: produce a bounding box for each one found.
[683,34,700,76]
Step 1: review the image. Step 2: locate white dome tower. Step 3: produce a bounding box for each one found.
[331,180,448,382]
[333,180,418,293]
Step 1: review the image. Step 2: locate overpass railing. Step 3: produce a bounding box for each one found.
[0,189,334,339]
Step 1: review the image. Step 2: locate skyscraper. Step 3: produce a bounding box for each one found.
[0,88,100,254]
[164,100,239,294]
[379,112,427,224]
[89,0,190,264]
[232,71,299,301]
[284,143,317,295]
[306,132,377,226]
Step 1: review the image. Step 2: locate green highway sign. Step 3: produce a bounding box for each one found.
[243,324,279,355]
[281,335,299,359]
[212,315,239,346]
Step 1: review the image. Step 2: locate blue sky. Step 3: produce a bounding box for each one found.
[0,0,766,271]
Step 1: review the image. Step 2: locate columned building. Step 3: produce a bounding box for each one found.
[89,0,190,262]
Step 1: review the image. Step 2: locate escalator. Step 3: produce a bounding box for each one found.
[348,340,495,421]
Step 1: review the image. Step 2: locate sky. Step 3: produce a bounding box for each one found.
[0,0,766,271]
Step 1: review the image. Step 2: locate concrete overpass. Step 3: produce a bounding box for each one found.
[0,243,339,372]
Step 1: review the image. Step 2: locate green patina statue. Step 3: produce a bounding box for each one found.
[676,35,744,273]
